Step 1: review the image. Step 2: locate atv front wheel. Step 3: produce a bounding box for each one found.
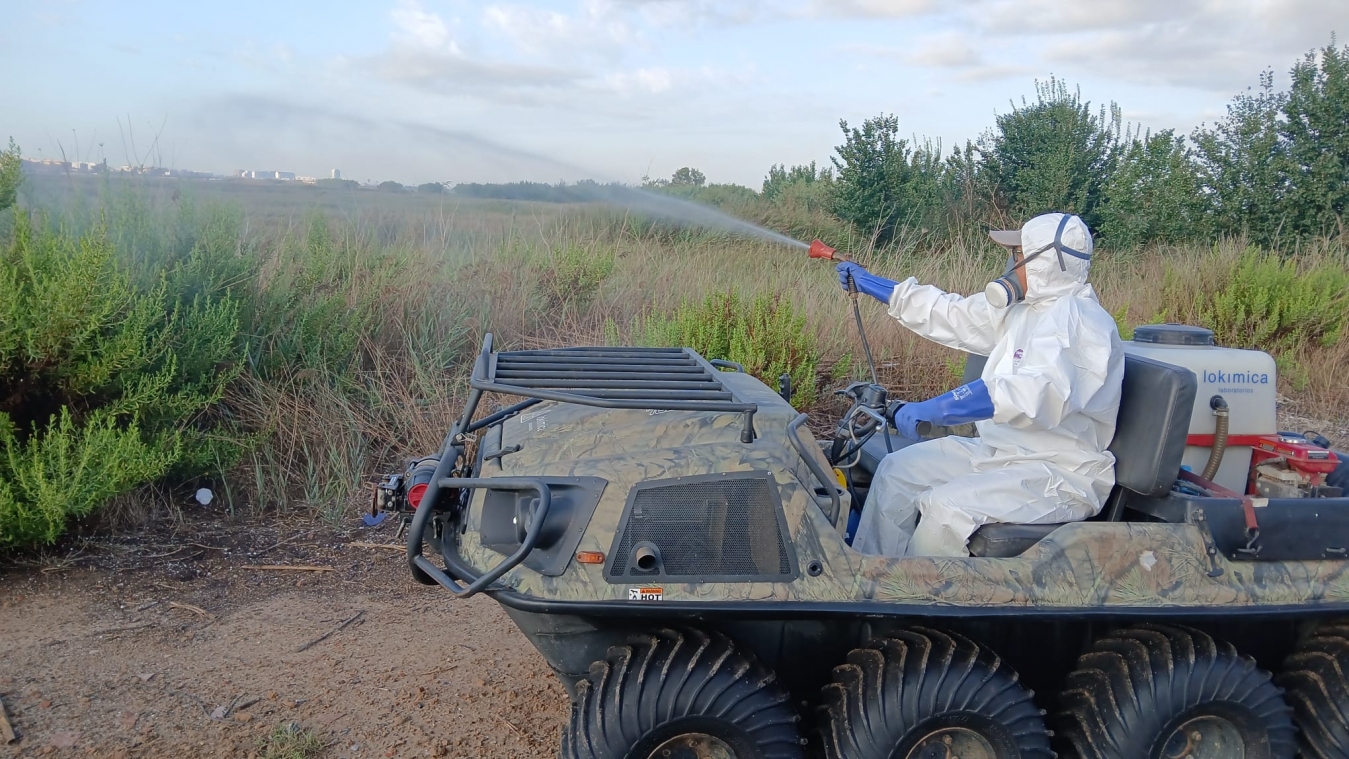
[818,627,1053,759]
[1057,623,1296,759]
[562,628,805,759]
[1279,621,1349,759]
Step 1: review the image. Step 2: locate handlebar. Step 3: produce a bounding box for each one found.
[406,477,553,599]
[787,413,842,524]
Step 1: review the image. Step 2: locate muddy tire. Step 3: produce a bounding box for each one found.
[1279,622,1349,758]
[561,628,805,759]
[818,627,1053,759]
[1057,623,1295,759]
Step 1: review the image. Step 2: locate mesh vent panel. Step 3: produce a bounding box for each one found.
[608,476,793,580]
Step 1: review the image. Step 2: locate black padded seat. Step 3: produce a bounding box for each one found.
[964,352,1197,557]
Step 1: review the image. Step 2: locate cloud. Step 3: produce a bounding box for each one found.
[610,0,782,27]
[370,49,582,93]
[361,1,584,100]
[843,35,1031,82]
[906,33,981,68]
[603,66,676,94]
[835,0,1348,92]
[805,0,935,18]
[391,0,452,48]
[482,2,639,57]
[1026,0,1349,91]
[357,0,757,111]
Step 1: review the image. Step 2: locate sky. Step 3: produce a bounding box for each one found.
[2,0,1346,187]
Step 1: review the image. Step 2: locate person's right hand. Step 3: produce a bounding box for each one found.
[835,262,899,304]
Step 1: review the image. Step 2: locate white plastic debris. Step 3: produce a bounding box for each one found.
[195,488,214,506]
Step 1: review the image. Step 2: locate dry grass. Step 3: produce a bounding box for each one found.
[218,206,1347,525]
[24,176,1345,528]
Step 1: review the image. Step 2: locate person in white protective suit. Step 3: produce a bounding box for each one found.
[834,212,1124,557]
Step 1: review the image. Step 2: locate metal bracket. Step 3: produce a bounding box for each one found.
[1189,508,1225,578]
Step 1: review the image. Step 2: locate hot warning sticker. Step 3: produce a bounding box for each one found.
[628,587,664,601]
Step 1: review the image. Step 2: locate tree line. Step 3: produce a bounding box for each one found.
[807,41,1349,248]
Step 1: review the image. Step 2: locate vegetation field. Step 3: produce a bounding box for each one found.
[2,39,1347,549]
[0,169,1344,551]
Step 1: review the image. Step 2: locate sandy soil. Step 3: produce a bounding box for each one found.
[0,518,569,759]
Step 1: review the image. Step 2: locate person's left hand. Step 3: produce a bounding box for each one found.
[834,262,899,303]
[891,400,929,439]
[836,261,866,292]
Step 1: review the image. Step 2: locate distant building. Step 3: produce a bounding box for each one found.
[277,171,296,180]
[331,169,341,180]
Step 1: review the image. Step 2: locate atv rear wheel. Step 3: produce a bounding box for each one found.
[561,628,805,759]
[1278,621,1349,759]
[818,627,1054,759]
[1057,623,1296,759]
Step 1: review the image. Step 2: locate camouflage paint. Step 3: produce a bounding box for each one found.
[448,372,1349,612]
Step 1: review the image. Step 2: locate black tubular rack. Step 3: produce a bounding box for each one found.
[468,334,759,442]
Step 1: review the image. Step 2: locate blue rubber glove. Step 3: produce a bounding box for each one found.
[892,379,995,439]
[836,262,898,304]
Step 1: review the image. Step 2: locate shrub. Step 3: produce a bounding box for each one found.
[639,291,821,407]
[762,162,831,201]
[0,138,19,213]
[1160,247,1349,353]
[0,215,242,547]
[533,244,615,316]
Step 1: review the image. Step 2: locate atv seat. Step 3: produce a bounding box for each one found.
[963,352,1197,557]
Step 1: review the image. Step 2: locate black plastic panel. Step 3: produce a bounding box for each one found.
[479,476,608,577]
[605,472,798,583]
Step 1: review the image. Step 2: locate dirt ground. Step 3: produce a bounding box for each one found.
[3,407,1345,759]
[0,516,569,759]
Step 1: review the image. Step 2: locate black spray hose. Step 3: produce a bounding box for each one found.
[1202,394,1230,481]
[845,272,880,386]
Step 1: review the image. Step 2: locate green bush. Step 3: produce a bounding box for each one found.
[1283,42,1349,239]
[0,214,243,547]
[1162,248,1349,354]
[1098,130,1209,248]
[0,139,19,213]
[534,244,616,316]
[830,115,947,243]
[986,77,1122,227]
[638,291,821,407]
[1191,72,1289,246]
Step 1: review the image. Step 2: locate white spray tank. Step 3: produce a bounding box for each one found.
[1122,324,1278,493]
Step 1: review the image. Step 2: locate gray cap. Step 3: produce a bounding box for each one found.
[988,229,1021,248]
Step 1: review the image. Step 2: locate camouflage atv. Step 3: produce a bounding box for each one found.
[376,331,1349,759]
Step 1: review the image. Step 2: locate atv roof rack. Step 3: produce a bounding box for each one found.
[467,333,759,442]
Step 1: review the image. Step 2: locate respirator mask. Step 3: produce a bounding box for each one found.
[984,214,1092,309]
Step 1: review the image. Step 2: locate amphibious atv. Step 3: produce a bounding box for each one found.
[376,328,1349,759]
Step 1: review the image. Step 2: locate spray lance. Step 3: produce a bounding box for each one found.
[807,240,960,447]
[806,240,896,462]
[808,240,880,387]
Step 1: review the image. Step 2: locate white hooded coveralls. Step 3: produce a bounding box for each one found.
[852,213,1124,558]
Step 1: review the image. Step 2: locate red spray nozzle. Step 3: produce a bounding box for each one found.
[808,239,845,261]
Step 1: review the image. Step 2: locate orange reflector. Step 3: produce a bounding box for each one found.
[576,551,605,564]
